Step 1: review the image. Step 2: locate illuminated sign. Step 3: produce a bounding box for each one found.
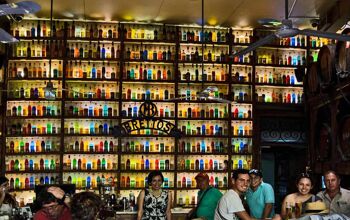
[114,101,182,137]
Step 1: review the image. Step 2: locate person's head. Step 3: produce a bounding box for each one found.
[148,171,164,190]
[0,176,9,193]
[323,170,340,193]
[231,169,250,194]
[295,173,314,195]
[71,192,101,220]
[36,188,63,219]
[249,169,263,190]
[195,172,209,191]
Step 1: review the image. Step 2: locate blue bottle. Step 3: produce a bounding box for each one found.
[238,159,243,169]
[201,124,206,135]
[143,49,148,61]
[90,122,94,134]
[101,46,106,59]
[201,140,205,153]
[240,142,244,153]
[146,90,151,100]
[103,123,108,134]
[32,106,36,116]
[45,176,49,184]
[130,67,135,79]
[199,159,204,170]
[30,141,35,152]
[31,26,36,37]
[103,105,108,116]
[133,106,138,117]
[92,65,96,78]
[30,176,34,188]
[215,125,219,135]
[147,68,152,80]
[291,76,295,85]
[145,159,150,170]
[29,160,34,171]
[34,88,39,98]
[87,176,91,188]
[88,106,93,116]
[145,141,150,152]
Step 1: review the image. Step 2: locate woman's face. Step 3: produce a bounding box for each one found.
[151,175,163,190]
[297,177,313,195]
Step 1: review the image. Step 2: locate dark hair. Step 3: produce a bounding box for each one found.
[36,187,59,208]
[0,176,17,208]
[323,170,340,179]
[232,169,249,180]
[147,171,164,185]
[296,173,314,186]
[0,176,9,185]
[71,192,101,220]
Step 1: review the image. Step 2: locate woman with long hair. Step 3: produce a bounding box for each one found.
[281,173,321,218]
[137,171,172,220]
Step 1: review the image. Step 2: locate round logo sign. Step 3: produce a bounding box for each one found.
[139,101,158,117]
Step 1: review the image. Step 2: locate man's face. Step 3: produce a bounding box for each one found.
[196,177,209,191]
[42,202,63,219]
[324,172,340,193]
[250,174,262,189]
[233,173,250,194]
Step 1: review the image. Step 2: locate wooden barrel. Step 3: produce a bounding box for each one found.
[317,45,336,87]
[337,116,350,160]
[317,123,332,161]
[334,28,350,78]
[305,62,319,94]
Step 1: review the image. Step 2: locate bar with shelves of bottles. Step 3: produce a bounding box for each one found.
[3,19,313,205]
[4,18,64,202]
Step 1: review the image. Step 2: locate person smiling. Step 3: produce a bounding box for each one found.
[215,169,251,220]
[137,171,172,220]
[281,173,321,218]
[246,169,275,219]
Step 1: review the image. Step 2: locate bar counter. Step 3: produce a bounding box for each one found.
[114,208,192,220]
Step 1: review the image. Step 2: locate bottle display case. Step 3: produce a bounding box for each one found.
[3,19,308,205]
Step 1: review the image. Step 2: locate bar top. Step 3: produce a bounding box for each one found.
[115,208,192,215]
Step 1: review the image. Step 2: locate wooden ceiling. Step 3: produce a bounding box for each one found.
[7,0,339,28]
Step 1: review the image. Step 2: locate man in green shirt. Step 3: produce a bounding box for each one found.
[194,172,223,220]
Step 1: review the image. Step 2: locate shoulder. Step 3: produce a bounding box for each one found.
[262,182,273,189]
[316,190,325,198]
[225,189,239,199]
[33,210,46,220]
[340,187,350,196]
[284,193,297,202]
[210,187,223,196]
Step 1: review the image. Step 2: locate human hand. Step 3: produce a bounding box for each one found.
[47,186,65,200]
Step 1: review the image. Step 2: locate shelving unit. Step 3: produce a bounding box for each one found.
[2,19,309,205]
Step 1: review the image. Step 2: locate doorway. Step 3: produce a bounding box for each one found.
[261,146,307,213]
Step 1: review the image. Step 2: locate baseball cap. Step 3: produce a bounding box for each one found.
[195,172,209,180]
[249,169,263,177]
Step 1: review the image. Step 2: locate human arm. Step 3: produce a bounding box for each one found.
[47,186,70,207]
[137,190,145,220]
[280,194,291,219]
[262,203,273,219]
[0,186,5,207]
[166,191,172,220]
[262,184,275,218]
[235,210,256,220]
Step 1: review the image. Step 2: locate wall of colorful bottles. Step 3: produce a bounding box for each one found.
[4,18,313,205]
